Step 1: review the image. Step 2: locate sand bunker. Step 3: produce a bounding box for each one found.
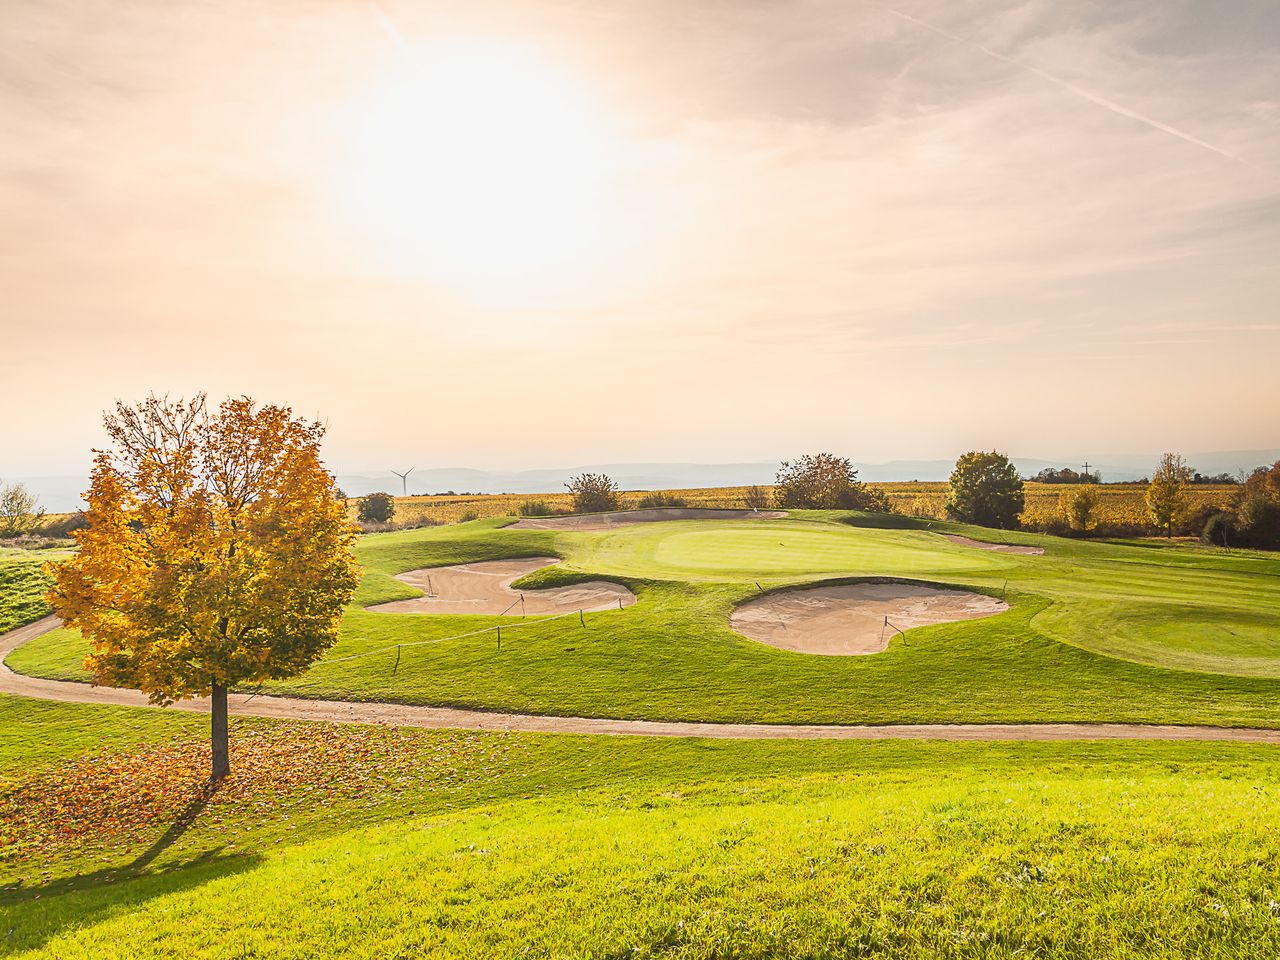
[731,580,1008,656]
[367,558,635,616]
[511,508,786,531]
[941,534,1044,556]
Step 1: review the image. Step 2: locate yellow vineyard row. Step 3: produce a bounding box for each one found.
[350,483,1237,529]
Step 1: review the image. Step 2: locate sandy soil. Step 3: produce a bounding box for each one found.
[2,617,1278,742]
[367,558,635,616]
[510,508,787,531]
[941,534,1045,555]
[731,581,1009,655]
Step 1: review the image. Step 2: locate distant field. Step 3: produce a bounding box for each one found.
[349,483,1238,531]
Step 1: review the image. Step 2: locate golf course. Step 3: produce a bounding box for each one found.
[3,505,1280,956]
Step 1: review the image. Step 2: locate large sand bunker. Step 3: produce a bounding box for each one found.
[731,580,1008,656]
[367,558,635,616]
[511,508,786,531]
[941,534,1044,556]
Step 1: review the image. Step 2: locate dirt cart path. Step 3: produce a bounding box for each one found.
[3,617,1278,743]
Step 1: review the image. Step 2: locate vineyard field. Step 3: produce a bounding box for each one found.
[347,483,1237,532]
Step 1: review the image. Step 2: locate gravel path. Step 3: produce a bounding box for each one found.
[3,617,1278,743]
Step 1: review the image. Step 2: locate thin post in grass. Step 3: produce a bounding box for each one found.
[618,597,623,611]
[884,618,906,646]
[1001,579,1008,600]
[393,644,401,675]
[579,609,585,627]
[496,625,501,651]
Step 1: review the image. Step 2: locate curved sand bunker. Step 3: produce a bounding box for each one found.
[941,534,1044,556]
[510,507,786,531]
[731,581,1008,656]
[368,558,635,616]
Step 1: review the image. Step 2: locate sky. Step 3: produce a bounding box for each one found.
[3,0,1278,479]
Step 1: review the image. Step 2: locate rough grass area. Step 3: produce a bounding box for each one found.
[0,552,56,633]
[14,514,1280,727]
[1,696,1279,959]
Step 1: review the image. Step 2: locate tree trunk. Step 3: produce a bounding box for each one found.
[211,684,230,780]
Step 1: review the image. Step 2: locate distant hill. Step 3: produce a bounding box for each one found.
[15,450,1277,512]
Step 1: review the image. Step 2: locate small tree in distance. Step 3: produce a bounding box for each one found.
[1147,453,1191,537]
[1059,484,1100,532]
[0,480,45,538]
[773,453,891,512]
[358,492,395,524]
[946,451,1025,529]
[50,394,359,780]
[567,473,620,514]
[743,485,771,510]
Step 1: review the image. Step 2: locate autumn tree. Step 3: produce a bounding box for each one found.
[1059,484,1100,532]
[566,473,620,513]
[0,480,45,538]
[50,395,359,780]
[1146,452,1192,537]
[773,453,891,511]
[946,451,1025,529]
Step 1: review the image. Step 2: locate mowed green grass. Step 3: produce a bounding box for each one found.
[10,514,1280,726]
[563,519,1008,581]
[0,549,62,634]
[4,695,1280,959]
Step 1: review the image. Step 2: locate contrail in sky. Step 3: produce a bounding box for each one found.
[881,6,1247,165]
[369,1,406,52]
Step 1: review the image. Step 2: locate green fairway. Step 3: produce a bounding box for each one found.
[3,695,1280,959]
[10,513,1280,727]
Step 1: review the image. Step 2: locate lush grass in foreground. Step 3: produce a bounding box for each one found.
[12,515,1280,727]
[2,696,1279,958]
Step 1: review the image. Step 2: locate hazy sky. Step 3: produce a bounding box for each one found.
[3,0,1278,477]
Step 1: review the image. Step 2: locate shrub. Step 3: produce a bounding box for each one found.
[566,473,620,514]
[1183,503,1223,539]
[38,512,89,539]
[945,451,1025,529]
[357,492,395,524]
[1059,485,1100,532]
[1201,512,1236,547]
[635,492,686,509]
[773,454,889,511]
[743,485,771,510]
[1234,494,1280,549]
[518,500,553,517]
[456,510,480,523]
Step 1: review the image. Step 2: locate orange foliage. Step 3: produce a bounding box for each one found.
[49,395,359,705]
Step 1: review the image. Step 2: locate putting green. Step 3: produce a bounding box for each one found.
[559,520,1016,582]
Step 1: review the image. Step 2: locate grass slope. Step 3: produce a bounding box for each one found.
[0,550,61,633]
[2,696,1280,958]
[10,515,1280,727]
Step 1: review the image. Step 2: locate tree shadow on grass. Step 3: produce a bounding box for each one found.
[0,779,263,956]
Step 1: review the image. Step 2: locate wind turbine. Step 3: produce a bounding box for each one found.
[391,467,415,497]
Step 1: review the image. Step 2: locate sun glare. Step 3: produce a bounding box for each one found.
[336,42,618,297]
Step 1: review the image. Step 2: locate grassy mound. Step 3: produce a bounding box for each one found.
[2,696,1279,958]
